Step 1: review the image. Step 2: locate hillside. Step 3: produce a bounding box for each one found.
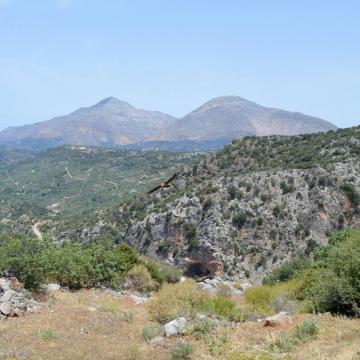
[0,146,201,222]
[46,127,360,279]
[0,96,336,151]
[1,286,359,360]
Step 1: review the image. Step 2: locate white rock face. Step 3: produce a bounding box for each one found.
[164,317,187,337]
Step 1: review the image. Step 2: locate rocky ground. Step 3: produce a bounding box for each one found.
[0,278,359,360]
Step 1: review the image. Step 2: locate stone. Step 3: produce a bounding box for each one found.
[39,283,61,293]
[0,277,36,317]
[263,311,292,327]
[164,317,187,337]
[149,336,165,346]
[240,282,252,291]
[0,302,12,316]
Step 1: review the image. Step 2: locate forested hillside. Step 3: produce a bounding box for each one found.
[0,146,201,221]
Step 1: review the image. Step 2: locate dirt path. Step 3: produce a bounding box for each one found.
[31,221,45,240]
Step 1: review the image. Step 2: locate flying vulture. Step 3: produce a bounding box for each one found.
[148,173,178,194]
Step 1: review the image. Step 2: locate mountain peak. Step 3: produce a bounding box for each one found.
[199,96,261,109]
[94,97,133,109]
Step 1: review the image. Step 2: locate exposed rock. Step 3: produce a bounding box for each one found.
[149,336,165,347]
[0,303,11,316]
[0,277,37,318]
[39,283,61,293]
[11,214,31,234]
[80,221,105,243]
[239,283,252,291]
[164,317,187,337]
[263,311,292,327]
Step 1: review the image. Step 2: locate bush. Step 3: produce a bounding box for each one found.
[293,319,318,340]
[146,280,209,324]
[142,323,164,342]
[202,197,214,211]
[171,341,194,360]
[0,234,140,290]
[127,265,157,293]
[202,296,237,319]
[270,320,318,352]
[263,229,360,317]
[341,182,360,207]
[147,280,242,324]
[244,279,304,317]
[232,213,247,229]
[145,259,182,285]
[185,223,199,250]
[191,317,218,340]
[263,256,310,285]
[280,181,295,194]
[304,229,360,316]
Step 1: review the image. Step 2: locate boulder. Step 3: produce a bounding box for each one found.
[39,283,61,293]
[0,302,11,316]
[263,311,292,327]
[164,317,187,337]
[0,277,36,318]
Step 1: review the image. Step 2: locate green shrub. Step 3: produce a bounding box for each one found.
[232,213,247,229]
[263,256,310,285]
[146,280,209,324]
[202,296,237,319]
[272,205,283,218]
[185,223,199,250]
[244,279,304,317]
[270,320,318,352]
[142,323,164,342]
[280,181,295,194]
[264,229,360,317]
[202,197,214,211]
[0,234,140,290]
[228,185,238,200]
[341,182,360,207]
[171,341,194,360]
[302,229,360,316]
[191,317,218,340]
[293,319,318,340]
[127,265,157,293]
[145,259,182,285]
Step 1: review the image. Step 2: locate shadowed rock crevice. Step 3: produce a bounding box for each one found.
[185,262,211,278]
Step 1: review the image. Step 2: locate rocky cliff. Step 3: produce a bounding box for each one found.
[48,127,360,280]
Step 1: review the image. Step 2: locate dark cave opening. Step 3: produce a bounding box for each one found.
[185,262,211,278]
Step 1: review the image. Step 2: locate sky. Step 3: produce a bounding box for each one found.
[0,0,359,130]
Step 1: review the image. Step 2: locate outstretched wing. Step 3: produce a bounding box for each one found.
[164,173,178,185]
[148,184,162,194]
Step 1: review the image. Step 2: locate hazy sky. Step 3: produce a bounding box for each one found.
[0,0,359,130]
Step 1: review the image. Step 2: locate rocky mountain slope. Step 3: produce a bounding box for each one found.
[167,96,336,141]
[44,127,360,280]
[0,97,175,150]
[0,96,336,151]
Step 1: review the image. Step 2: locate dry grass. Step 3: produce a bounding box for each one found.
[0,290,170,360]
[0,288,359,360]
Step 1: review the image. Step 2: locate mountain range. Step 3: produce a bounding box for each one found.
[0,96,337,151]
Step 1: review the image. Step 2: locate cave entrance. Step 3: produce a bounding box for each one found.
[185,262,211,279]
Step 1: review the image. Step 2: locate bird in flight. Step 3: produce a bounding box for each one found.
[148,174,178,194]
